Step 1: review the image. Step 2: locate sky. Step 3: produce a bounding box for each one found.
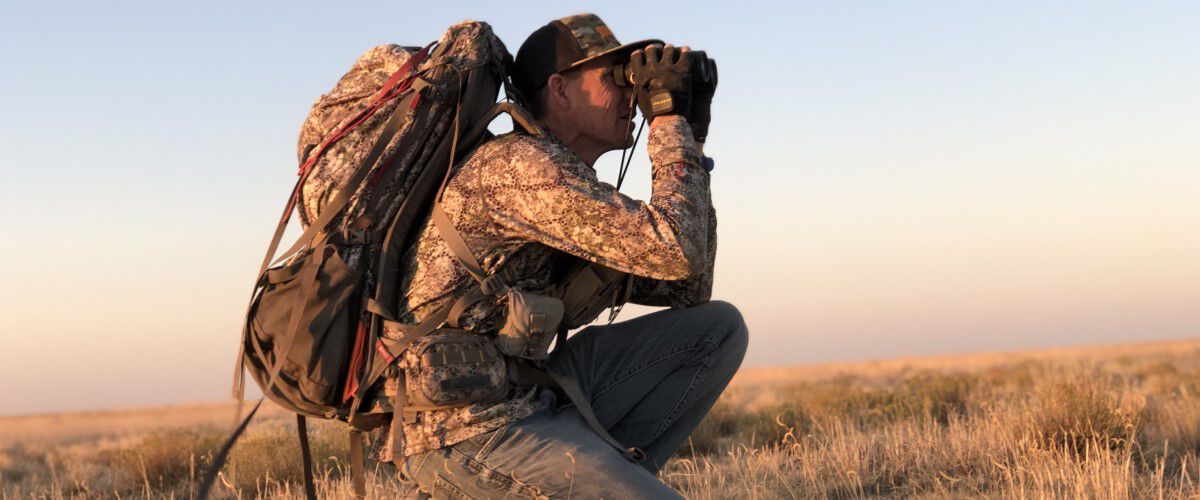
[0,1,1196,415]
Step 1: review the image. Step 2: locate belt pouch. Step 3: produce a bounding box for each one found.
[495,289,564,360]
[401,329,509,409]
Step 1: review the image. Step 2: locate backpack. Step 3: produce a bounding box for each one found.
[201,20,642,500]
[201,21,526,499]
[238,23,512,423]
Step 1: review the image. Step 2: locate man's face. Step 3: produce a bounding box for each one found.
[554,60,637,151]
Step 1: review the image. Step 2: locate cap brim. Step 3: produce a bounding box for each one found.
[563,38,663,71]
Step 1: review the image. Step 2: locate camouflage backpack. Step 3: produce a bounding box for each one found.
[203,19,644,500]
[201,21,539,499]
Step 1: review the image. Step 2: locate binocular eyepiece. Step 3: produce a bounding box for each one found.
[610,62,636,88]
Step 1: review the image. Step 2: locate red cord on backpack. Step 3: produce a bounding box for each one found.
[281,43,436,227]
[341,319,369,403]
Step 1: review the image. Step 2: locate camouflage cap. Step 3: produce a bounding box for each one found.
[511,13,660,98]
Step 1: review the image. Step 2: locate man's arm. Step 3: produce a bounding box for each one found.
[626,48,721,307]
[627,203,715,307]
[478,116,711,281]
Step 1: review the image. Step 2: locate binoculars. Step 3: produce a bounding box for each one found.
[611,50,716,89]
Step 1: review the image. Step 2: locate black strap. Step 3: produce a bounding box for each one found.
[297,415,317,500]
[554,327,568,355]
[198,398,264,499]
[349,429,367,498]
[427,73,510,297]
[507,360,645,462]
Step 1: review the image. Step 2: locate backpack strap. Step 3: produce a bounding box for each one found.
[197,398,264,499]
[391,371,409,458]
[426,101,549,327]
[349,429,367,498]
[431,203,489,283]
[507,359,645,463]
[296,415,318,500]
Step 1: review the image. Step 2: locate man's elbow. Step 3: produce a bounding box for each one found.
[646,233,706,280]
[656,259,692,281]
[659,248,702,281]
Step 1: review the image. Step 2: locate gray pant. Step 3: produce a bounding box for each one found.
[399,300,749,498]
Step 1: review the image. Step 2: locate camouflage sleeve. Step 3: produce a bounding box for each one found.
[628,203,716,307]
[480,116,711,281]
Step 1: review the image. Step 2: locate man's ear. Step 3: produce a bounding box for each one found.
[545,73,570,113]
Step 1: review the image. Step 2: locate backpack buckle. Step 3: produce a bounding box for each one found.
[480,273,508,296]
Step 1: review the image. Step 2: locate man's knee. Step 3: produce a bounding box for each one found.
[692,300,749,360]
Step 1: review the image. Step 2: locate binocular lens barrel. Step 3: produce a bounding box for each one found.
[612,51,710,88]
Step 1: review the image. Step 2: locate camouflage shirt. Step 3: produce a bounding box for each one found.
[379,115,717,459]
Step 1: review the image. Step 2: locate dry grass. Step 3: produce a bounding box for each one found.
[4,339,1200,498]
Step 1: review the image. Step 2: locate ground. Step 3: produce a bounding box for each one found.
[4,339,1200,498]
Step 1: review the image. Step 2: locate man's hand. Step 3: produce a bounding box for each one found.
[629,44,693,122]
[687,51,717,142]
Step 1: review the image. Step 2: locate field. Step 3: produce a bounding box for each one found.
[4,339,1200,498]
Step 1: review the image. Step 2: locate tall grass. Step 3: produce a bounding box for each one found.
[3,339,1199,498]
[662,341,1200,499]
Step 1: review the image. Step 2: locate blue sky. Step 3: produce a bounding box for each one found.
[1,1,1197,414]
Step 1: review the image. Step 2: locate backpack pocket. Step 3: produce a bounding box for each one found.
[401,329,508,410]
[246,243,360,417]
[559,263,628,329]
[495,290,564,360]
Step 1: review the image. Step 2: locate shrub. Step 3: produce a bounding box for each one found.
[97,428,223,492]
[902,372,976,425]
[222,424,350,495]
[1030,379,1142,457]
[686,404,811,456]
[814,372,976,427]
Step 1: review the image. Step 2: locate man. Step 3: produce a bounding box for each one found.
[385,14,747,497]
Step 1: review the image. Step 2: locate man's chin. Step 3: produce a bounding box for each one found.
[618,129,636,149]
[596,125,636,152]
[600,136,635,153]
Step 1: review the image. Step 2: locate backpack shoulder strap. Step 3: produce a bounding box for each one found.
[425,101,546,325]
[350,102,551,447]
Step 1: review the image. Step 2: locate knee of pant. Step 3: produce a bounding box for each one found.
[696,300,748,358]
